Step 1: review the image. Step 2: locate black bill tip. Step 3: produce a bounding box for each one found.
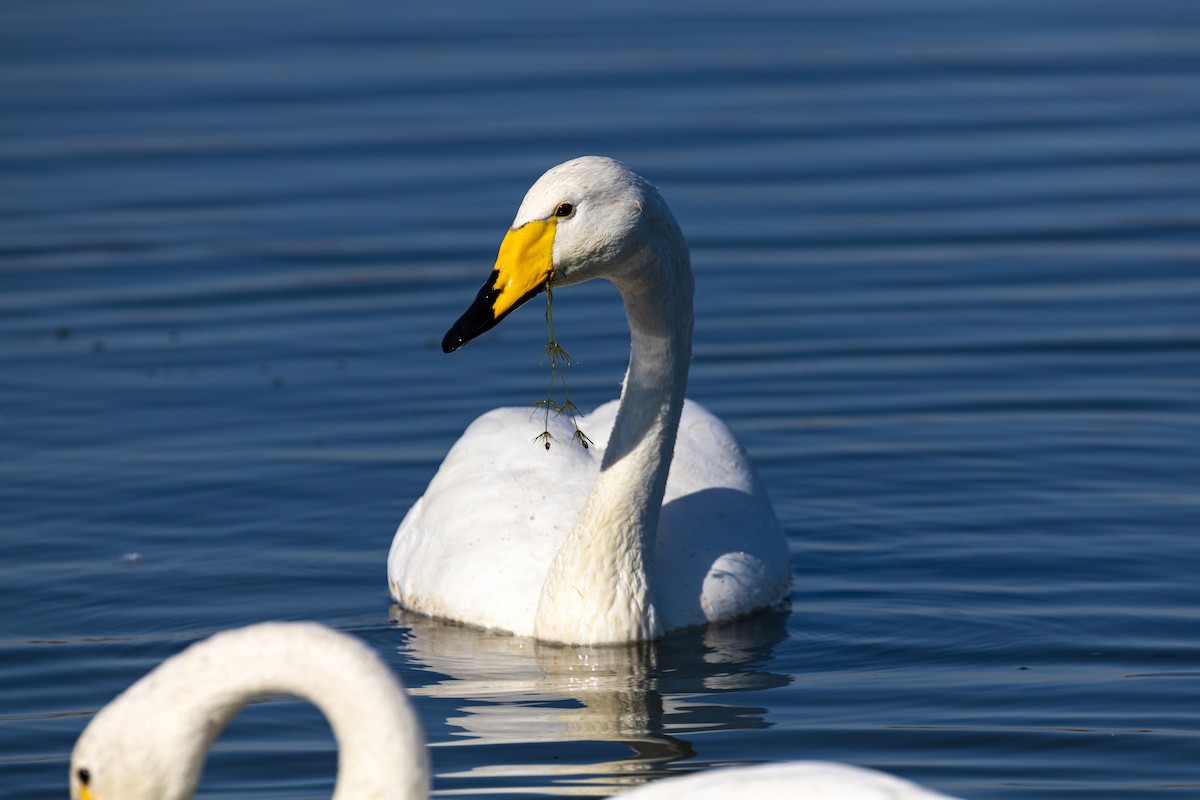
[441,270,546,353]
[442,271,501,353]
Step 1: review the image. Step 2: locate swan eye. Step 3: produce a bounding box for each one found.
[554,202,574,219]
[77,768,91,786]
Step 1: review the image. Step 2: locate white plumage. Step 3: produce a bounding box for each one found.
[388,157,791,644]
[621,762,961,799]
[69,623,963,800]
[69,622,428,800]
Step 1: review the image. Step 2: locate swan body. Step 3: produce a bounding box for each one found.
[621,762,961,799]
[388,156,790,644]
[69,623,429,800]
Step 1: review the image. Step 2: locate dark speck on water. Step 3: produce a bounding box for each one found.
[1,1,1198,799]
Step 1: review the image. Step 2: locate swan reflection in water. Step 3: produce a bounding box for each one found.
[387,604,790,796]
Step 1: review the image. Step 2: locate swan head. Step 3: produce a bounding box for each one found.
[70,675,210,800]
[442,156,684,352]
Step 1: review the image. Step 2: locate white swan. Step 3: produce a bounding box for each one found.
[620,762,961,799]
[69,622,428,800]
[67,623,962,800]
[388,156,790,644]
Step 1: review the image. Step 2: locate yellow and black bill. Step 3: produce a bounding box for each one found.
[442,217,556,353]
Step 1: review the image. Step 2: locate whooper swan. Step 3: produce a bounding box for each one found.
[622,762,961,799]
[69,623,963,800]
[387,156,791,645]
[69,622,428,800]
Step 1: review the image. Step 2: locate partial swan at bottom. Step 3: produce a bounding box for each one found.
[69,621,961,800]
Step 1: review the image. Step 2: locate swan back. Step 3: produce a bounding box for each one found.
[621,762,961,799]
[70,622,428,800]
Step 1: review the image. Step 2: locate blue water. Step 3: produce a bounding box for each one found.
[3,1,1199,797]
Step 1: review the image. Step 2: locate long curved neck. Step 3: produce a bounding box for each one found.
[535,235,693,645]
[136,625,429,800]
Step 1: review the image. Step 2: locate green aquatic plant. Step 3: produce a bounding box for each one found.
[533,287,592,450]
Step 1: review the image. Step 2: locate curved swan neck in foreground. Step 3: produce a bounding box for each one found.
[70,622,429,800]
[533,193,695,644]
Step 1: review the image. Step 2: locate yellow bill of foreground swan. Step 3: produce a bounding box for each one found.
[387,156,792,645]
[69,623,964,800]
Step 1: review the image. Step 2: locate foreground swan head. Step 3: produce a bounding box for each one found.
[389,156,790,644]
[70,622,429,800]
